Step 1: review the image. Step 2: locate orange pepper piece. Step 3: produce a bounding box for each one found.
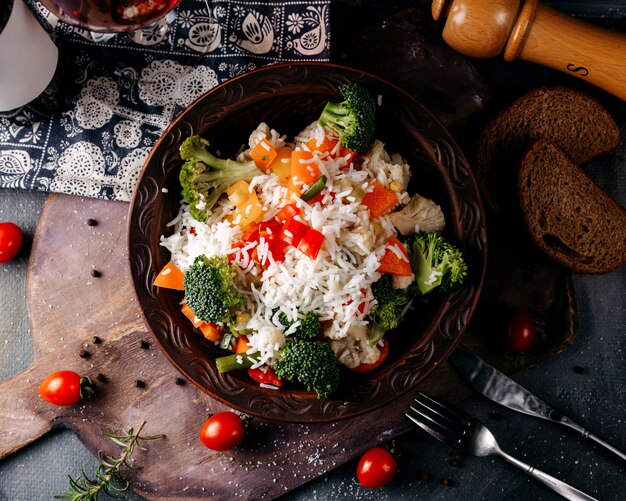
[250,138,277,172]
[181,304,204,328]
[291,150,320,187]
[378,236,412,276]
[235,335,250,354]
[361,181,398,218]
[153,262,185,291]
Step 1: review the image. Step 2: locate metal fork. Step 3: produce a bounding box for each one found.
[406,392,598,501]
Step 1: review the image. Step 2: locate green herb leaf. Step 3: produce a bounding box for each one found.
[56,421,164,501]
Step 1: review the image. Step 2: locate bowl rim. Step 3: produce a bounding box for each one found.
[127,61,488,423]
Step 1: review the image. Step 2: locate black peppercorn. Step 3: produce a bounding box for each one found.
[134,380,146,388]
[573,366,586,374]
[175,377,186,386]
[79,349,91,359]
[139,340,150,349]
[92,336,102,345]
[96,373,108,383]
[489,411,503,421]
[90,269,101,278]
[87,218,98,226]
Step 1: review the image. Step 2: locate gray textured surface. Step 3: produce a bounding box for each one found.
[1,1,626,500]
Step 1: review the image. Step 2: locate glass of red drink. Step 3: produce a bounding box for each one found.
[39,0,181,33]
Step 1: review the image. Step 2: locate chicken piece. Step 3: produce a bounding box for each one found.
[392,273,415,290]
[242,122,286,156]
[330,325,381,369]
[389,193,445,235]
[341,210,376,256]
[362,140,411,192]
[247,122,271,149]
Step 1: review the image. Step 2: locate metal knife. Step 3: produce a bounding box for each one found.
[449,343,626,462]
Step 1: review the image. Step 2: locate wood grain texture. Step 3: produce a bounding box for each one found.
[435,0,626,101]
[0,181,576,500]
[0,8,577,498]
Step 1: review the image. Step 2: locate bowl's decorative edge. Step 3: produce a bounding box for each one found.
[128,63,487,423]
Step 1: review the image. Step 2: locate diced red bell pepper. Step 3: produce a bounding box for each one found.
[243,220,283,243]
[306,134,340,158]
[242,223,261,242]
[297,228,325,260]
[254,236,285,265]
[378,236,412,276]
[340,146,358,165]
[259,220,282,239]
[280,218,310,247]
[248,367,283,387]
[275,203,300,223]
[347,288,369,315]
[228,241,246,265]
[361,181,398,218]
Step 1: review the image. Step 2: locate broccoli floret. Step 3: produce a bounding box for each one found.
[368,274,411,331]
[294,311,321,340]
[273,309,321,341]
[274,341,341,398]
[179,136,263,222]
[184,255,244,323]
[318,83,376,153]
[409,232,468,295]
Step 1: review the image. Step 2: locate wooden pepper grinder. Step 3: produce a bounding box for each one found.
[432,0,626,101]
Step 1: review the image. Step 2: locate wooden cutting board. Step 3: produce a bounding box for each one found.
[0,192,575,500]
[0,8,575,500]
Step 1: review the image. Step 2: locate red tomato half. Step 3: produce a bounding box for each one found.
[39,371,87,406]
[0,222,23,262]
[505,308,536,351]
[357,447,398,488]
[200,411,245,451]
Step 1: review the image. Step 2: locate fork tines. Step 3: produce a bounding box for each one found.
[406,391,472,449]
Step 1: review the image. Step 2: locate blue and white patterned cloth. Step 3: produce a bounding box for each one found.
[0,0,331,201]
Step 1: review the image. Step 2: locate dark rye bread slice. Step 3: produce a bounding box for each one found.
[477,86,620,211]
[518,140,626,274]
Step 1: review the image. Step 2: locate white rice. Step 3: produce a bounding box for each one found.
[160,123,413,365]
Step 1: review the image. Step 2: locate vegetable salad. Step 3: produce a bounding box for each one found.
[156,84,467,397]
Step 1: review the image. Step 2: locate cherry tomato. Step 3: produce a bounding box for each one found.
[504,308,536,351]
[39,370,94,406]
[0,222,23,263]
[351,339,389,374]
[357,447,398,488]
[200,411,245,451]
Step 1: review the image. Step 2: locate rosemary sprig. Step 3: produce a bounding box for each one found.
[56,421,165,501]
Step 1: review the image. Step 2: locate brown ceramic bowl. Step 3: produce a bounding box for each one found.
[128,63,487,423]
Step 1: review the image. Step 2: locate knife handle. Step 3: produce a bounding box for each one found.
[498,449,598,501]
[585,432,626,462]
[560,416,626,462]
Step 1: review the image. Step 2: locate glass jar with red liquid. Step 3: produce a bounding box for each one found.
[39,0,181,32]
